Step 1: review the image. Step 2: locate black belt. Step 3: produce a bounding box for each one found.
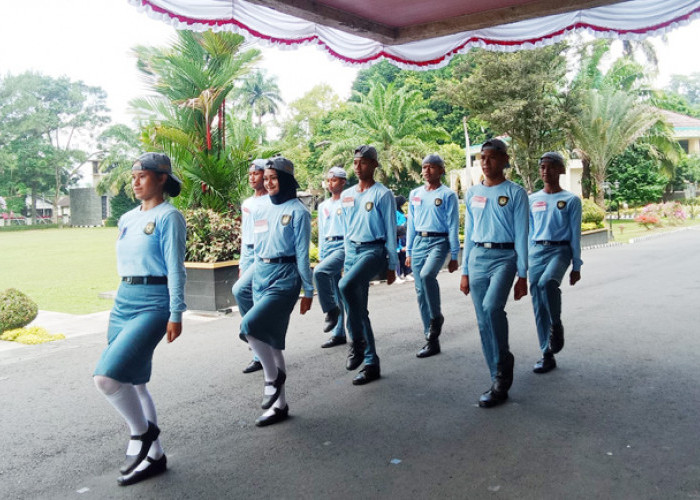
[122,276,168,285]
[261,256,296,264]
[351,239,385,246]
[325,236,344,241]
[245,244,254,249]
[535,240,570,246]
[475,242,515,249]
[418,231,448,238]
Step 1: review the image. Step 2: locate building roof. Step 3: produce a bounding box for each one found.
[659,109,700,138]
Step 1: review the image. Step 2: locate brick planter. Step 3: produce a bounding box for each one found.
[184,260,239,312]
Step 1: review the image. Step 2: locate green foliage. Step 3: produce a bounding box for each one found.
[0,288,38,333]
[95,124,142,197]
[580,222,601,232]
[607,143,668,206]
[581,199,606,226]
[106,190,140,226]
[184,208,242,263]
[670,155,700,191]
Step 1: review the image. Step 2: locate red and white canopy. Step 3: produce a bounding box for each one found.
[129,0,700,69]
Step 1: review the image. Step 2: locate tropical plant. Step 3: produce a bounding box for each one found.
[320,82,450,191]
[235,70,283,131]
[0,288,38,333]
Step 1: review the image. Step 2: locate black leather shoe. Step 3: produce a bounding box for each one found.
[427,314,444,340]
[261,369,286,409]
[493,351,515,393]
[117,455,167,486]
[549,324,565,354]
[119,421,160,475]
[323,307,341,333]
[478,388,508,408]
[352,364,380,385]
[321,336,347,348]
[533,354,556,374]
[346,342,365,371]
[242,360,263,374]
[255,405,290,427]
[416,340,440,358]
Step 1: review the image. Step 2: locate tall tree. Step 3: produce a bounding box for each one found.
[236,70,283,132]
[320,81,449,192]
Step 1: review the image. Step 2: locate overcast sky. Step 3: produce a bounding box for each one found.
[1,0,699,127]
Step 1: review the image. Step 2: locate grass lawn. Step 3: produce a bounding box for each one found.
[0,227,120,314]
[609,218,700,244]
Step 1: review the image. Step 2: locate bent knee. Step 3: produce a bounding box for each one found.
[94,375,122,395]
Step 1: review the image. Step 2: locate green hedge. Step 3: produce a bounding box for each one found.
[0,288,38,333]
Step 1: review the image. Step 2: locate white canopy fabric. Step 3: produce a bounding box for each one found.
[129,0,700,69]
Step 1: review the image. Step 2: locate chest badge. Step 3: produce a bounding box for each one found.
[365,201,374,212]
[557,200,567,210]
[143,222,156,235]
[336,208,342,216]
[281,214,292,226]
[434,198,443,206]
[498,196,509,207]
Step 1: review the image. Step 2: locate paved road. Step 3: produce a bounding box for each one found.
[2,228,700,499]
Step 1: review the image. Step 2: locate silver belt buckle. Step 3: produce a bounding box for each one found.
[484,242,492,249]
[125,277,133,284]
[263,258,271,263]
[421,232,428,237]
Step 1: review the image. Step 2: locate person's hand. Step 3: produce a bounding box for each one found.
[513,277,528,300]
[167,321,182,343]
[386,269,396,285]
[570,270,581,286]
[300,297,312,314]
[405,256,412,268]
[460,275,470,296]
[448,259,459,273]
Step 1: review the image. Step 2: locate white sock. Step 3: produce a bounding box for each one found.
[94,376,147,455]
[271,348,287,409]
[247,336,279,397]
[135,384,164,459]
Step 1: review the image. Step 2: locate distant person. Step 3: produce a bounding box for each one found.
[406,154,460,358]
[338,145,397,385]
[93,152,185,486]
[239,156,313,427]
[528,152,582,373]
[232,159,270,374]
[459,139,528,408]
[394,195,412,282]
[314,166,348,348]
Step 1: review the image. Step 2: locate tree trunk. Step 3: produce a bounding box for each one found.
[29,186,37,225]
[581,157,592,200]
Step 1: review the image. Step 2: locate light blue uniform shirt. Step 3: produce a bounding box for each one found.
[116,202,187,322]
[529,190,583,271]
[253,198,314,298]
[340,183,398,269]
[317,197,346,260]
[240,194,270,272]
[462,180,529,278]
[406,184,461,260]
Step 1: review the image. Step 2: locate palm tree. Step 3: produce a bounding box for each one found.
[130,31,261,209]
[570,88,662,206]
[320,82,449,190]
[236,70,283,130]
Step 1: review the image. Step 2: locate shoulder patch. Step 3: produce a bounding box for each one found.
[498,196,509,207]
[435,198,443,206]
[143,222,156,235]
[281,214,292,226]
[365,201,374,212]
[557,200,567,210]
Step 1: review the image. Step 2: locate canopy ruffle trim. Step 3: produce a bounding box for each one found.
[129,0,700,70]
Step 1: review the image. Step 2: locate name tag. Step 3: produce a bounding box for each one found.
[243,207,250,214]
[411,197,421,206]
[254,219,269,233]
[342,197,354,208]
[532,201,547,212]
[471,196,486,209]
[323,207,330,218]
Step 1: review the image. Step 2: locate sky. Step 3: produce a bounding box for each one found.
[1,0,699,128]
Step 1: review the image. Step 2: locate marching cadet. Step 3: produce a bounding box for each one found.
[239,156,313,427]
[459,139,529,408]
[314,166,348,348]
[94,153,185,485]
[233,159,269,374]
[339,145,397,385]
[528,152,582,373]
[406,154,460,358]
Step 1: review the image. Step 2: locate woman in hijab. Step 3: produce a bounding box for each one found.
[93,152,186,486]
[239,156,313,426]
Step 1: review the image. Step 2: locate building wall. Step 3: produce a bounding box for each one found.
[69,187,104,226]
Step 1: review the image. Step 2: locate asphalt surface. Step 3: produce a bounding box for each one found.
[2,227,700,499]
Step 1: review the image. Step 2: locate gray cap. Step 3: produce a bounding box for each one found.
[354,145,379,162]
[327,166,347,179]
[540,151,566,167]
[266,156,295,176]
[132,152,182,197]
[481,138,508,154]
[249,158,268,172]
[422,153,445,169]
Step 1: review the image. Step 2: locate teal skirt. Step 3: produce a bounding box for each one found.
[94,283,170,385]
[240,261,301,350]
